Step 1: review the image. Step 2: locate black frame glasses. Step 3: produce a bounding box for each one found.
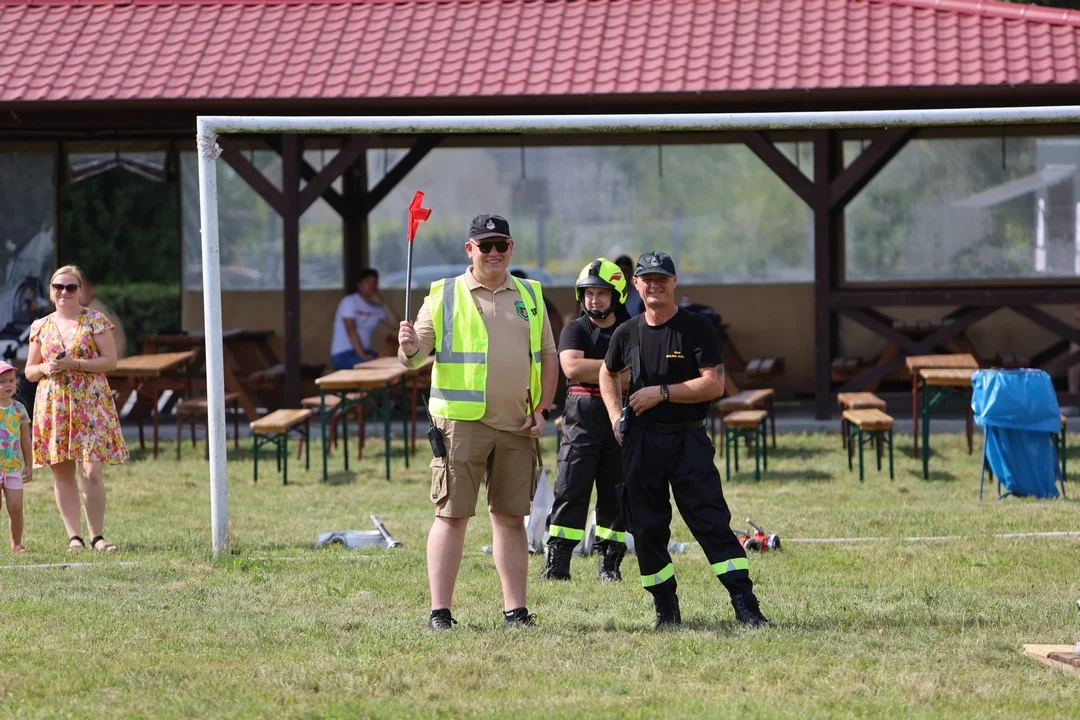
[475,240,510,254]
[51,283,80,294]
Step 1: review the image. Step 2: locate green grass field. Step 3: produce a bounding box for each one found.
[1,430,1077,718]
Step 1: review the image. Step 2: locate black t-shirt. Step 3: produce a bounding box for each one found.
[558,314,620,389]
[604,309,723,423]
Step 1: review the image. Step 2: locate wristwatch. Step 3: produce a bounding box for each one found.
[540,408,551,421]
[660,384,669,402]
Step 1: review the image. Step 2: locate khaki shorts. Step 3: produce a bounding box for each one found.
[429,418,538,518]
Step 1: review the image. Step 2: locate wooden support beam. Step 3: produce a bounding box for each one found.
[264,135,347,216]
[738,131,814,205]
[218,138,285,216]
[281,135,302,409]
[836,354,906,393]
[358,136,442,216]
[1007,304,1080,346]
[829,128,916,210]
[343,156,369,291]
[1049,346,1080,378]
[297,135,372,214]
[831,287,1080,307]
[840,308,928,356]
[813,130,843,419]
[1030,338,1070,368]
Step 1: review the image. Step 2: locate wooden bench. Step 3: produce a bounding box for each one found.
[742,356,785,388]
[831,356,866,383]
[250,408,312,485]
[723,409,769,482]
[842,408,894,481]
[713,388,776,455]
[301,393,362,457]
[837,392,886,449]
[174,392,241,460]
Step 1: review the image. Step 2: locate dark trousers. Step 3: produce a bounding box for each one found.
[621,425,751,597]
[548,437,625,548]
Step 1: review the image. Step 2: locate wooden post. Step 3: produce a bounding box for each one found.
[281,135,302,409]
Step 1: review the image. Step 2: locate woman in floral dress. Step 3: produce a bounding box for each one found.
[24,266,127,552]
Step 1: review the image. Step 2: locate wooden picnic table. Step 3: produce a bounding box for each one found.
[140,330,292,424]
[107,350,196,459]
[905,353,979,457]
[315,366,409,482]
[353,356,435,456]
[917,367,976,480]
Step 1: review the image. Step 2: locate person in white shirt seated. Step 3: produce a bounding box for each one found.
[329,268,399,370]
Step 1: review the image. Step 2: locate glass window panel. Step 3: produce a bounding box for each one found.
[0,148,55,334]
[845,136,1080,282]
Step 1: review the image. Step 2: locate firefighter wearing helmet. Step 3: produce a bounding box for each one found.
[541,258,630,581]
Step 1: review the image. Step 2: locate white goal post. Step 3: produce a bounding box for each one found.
[197,105,1080,555]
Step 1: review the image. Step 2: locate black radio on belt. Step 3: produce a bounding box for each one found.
[421,393,447,458]
[618,404,631,434]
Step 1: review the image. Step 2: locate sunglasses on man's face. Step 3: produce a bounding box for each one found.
[474,240,510,254]
[52,283,80,294]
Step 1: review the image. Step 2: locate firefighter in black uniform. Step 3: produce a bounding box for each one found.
[600,251,770,629]
[542,259,630,581]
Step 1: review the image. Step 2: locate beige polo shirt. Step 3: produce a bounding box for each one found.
[400,267,556,433]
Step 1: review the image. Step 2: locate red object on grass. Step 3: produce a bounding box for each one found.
[407,191,431,242]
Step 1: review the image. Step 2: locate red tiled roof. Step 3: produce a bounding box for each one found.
[2,0,1080,104]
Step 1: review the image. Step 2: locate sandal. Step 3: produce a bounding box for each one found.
[90,535,118,553]
[67,535,85,552]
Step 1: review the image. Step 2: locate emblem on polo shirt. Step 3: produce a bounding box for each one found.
[514,300,528,321]
[486,219,496,230]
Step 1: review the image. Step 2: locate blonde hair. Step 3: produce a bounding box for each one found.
[51,265,88,288]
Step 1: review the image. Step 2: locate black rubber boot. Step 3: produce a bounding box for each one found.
[540,541,573,580]
[597,542,626,582]
[428,608,457,631]
[731,591,772,627]
[653,593,682,630]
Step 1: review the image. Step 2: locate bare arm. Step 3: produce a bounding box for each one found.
[628,365,724,414]
[669,365,724,403]
[20,420,32,480]
[343,318,370,358]
[77,331,118,373]
[560,349,605,384]
[599,365,624,424]
[24,339,45,382]
[538,352,558,411]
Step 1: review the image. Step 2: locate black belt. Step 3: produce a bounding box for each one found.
[640,419,708,433]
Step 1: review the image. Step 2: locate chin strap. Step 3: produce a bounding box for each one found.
[585,308,613,320]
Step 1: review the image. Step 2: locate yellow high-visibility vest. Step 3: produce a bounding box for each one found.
[428,274,545,420]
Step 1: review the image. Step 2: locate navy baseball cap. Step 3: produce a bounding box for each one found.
[468,214,512,240]
[634,251,677,277]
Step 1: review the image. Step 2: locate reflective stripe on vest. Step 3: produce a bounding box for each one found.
[547,524,585,541]
[594,525,626,543]
[428,274,544,421]
[640,563,675,588]
[711,557,750,576]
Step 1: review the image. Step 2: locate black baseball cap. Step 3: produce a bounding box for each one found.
[634,251,677,277]
[469,214,512,240]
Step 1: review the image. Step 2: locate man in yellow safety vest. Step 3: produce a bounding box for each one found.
[398,213,558,630]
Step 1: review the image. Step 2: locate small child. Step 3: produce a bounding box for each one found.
[0,361,31,553]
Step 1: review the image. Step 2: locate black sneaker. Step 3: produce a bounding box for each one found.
[597,543,625,582]
[653,593,682,630]
[731,592,772,627]
[540,543,572,581]
[428,608,457,631]
[503,607,538,628]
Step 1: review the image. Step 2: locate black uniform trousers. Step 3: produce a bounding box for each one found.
[621,423,752,597]
[548,396,625,548]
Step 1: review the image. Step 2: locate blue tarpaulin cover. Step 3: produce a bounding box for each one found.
[971,369,1060,499]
